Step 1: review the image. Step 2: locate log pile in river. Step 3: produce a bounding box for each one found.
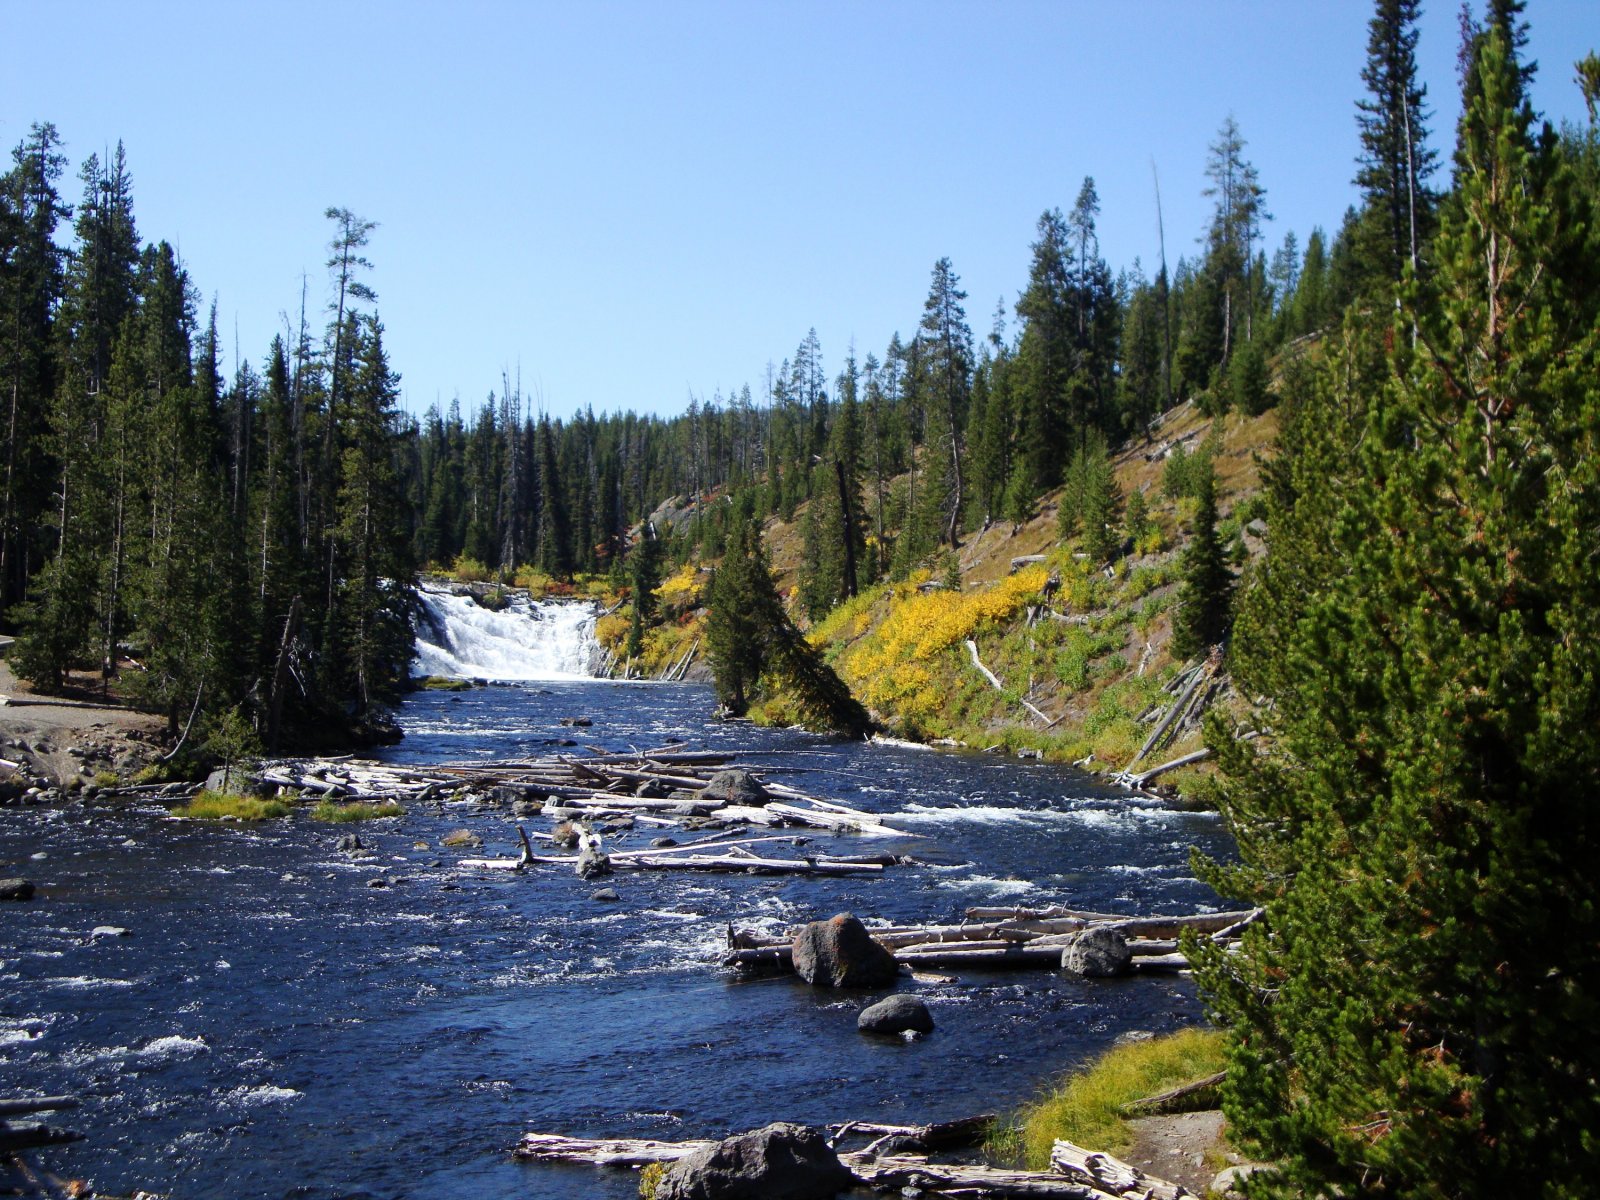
[724,904,1260,976]
[257,748,911,837]
[459,825,915,878]
[515,1120,1199,1198]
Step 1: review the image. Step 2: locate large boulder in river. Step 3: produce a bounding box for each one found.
[576,833,612,879]
[857,993,934,1036]
[791,913,898,989]
[700,769,770,807]
[204,766,268,797]
[656,1122,854,1200]
[0,877,35,901]
[1060,926,1132,978]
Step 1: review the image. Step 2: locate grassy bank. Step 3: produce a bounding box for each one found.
[996,1027,1226,1168]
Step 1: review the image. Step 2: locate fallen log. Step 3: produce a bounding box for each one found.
[964,907,1258,938]
[0,1097,78,1119]
[1118,1071,1225,1118]
[514,1132,712,1165]
[0,1121,84,1153]
[1049,1138,1195,1199]
[515,1128,1151,1198]
[1115,747,1213,788]
[824,1112,995,1150]
[621,853,884,877]
[842,1152,1121,1197]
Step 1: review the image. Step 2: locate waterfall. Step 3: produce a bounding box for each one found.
[411,582,599,681]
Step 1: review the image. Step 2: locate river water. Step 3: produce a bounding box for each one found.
[1,608,1234,1199]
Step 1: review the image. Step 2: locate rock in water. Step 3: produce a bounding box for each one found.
[791,913,898,989]
[204,766,266,797]
[576,834,612,879]
[0,877,36,901]
[857,994,934,1036]
[1060,926,1132,977]
[656,1122,854,1200]
[700,769,770,807]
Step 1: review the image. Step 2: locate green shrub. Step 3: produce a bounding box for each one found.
[449,554,492,583]
[415,675,472,691]
[638,1162,669,1198]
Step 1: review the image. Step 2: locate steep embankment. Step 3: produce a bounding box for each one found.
[764,400,1276,786]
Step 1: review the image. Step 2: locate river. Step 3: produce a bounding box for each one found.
[1,597,1234,1199]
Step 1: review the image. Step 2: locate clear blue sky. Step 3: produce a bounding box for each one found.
[4,2,1595,421]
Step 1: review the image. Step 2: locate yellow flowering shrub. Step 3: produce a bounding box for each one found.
[449,554,492,583]
[808,581,891,645]
[511,565,554,596]
[594,612,629,651]
[835,566,1049,729]
[654,563,702,610]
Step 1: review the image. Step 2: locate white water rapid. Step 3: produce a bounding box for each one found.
[412,583,599,681]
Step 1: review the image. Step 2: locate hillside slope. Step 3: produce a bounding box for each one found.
[760,399,1277,787]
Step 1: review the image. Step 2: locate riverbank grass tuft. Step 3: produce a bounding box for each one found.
[311,799,405,822]
[172,790,292,822]
[1004,1027,1225,1167]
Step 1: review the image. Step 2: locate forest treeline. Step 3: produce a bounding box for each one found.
[0,60,1353,750]
[4,0,1600,1194]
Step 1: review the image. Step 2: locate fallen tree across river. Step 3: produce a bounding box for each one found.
[723,905,1259,976]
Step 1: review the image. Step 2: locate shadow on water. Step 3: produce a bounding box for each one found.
[1,679,1233,1199]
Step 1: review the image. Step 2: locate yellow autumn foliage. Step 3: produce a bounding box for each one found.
[654,563,702,608]
[836,566,1048,729]
[594,612,629,650]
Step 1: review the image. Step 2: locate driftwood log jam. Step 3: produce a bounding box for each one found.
[516,1123,1193,1199]
[256,747,912,840]
[724,906,1257,975]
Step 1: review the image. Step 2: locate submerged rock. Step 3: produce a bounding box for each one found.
[590,887,620,902]
[656,1122,854,1200]
[1060,926,1132,977]
[791,913,897,989]
[857,994,934,1036]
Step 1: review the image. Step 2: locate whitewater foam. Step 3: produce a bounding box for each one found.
[412,584,598,680]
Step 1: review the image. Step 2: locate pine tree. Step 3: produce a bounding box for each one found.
[1196,28,1600,1197]
[1016,209,1074,492]
[918,257,972,547]
[333,317,411,716]
[1170,459,1232,659]
[0,123,69,619]
[704,508,774,714]
[1355,0,1437,288]
[1202,118,1270,367]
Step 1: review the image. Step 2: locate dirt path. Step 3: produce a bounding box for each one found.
[0,660,163,789]
[1124,1109,1228,1194]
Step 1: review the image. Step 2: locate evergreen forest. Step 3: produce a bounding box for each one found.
[4,4,1600,1191]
